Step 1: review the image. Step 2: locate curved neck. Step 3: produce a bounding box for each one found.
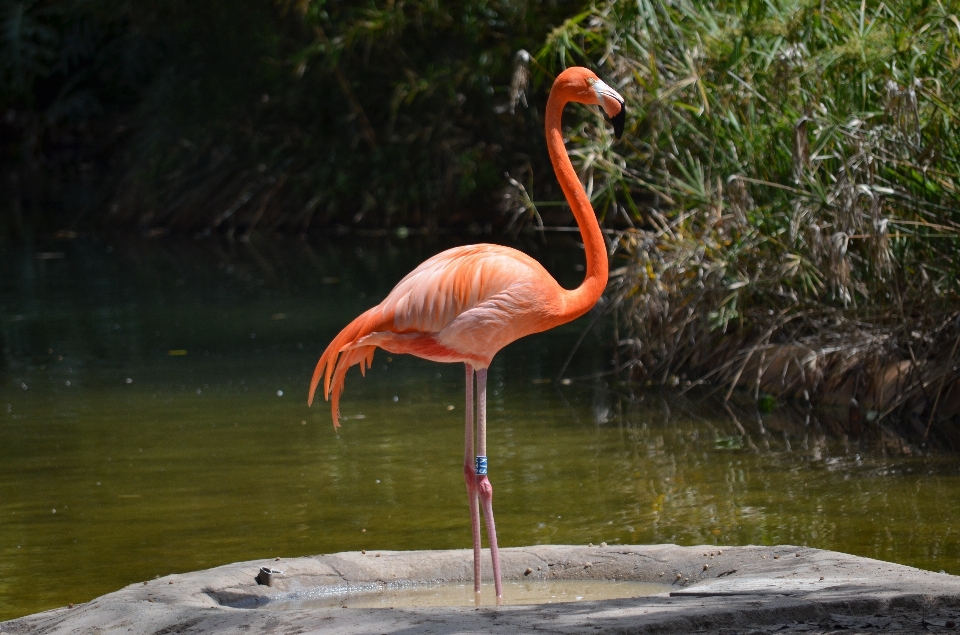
[546,88,608,321]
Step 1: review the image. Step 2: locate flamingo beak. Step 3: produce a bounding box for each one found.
[593,80,626,140]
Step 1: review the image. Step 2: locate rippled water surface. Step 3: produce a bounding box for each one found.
[1,235,958,620]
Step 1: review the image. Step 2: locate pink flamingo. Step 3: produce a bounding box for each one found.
[308,66,624,601]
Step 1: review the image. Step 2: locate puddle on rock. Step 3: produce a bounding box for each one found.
[263,579,670,609]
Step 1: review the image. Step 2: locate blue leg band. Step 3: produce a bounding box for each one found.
[475,456,488,475]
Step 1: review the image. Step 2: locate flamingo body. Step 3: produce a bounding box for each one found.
[309,243,579,424]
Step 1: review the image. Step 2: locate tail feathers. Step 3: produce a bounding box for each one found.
[308,308,383,429]
[327,345,375,428]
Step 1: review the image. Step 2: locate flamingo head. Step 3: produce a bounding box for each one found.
[554,66,626,139]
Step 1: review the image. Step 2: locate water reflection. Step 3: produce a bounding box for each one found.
[0,235,958,621]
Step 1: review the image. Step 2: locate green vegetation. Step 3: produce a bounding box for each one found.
[532,0,960,441]
[1,0,154,233]
[0,0,577,236]
[0,0,286,233]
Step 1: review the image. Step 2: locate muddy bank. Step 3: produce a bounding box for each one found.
[3,544,959,634]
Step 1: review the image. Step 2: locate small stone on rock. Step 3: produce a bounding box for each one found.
[524,568,533,576]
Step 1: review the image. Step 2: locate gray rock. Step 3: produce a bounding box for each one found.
[3,544,959,634]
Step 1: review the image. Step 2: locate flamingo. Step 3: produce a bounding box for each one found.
[308,66,625,602]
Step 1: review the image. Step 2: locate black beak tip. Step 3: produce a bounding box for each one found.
[608,103,626,140]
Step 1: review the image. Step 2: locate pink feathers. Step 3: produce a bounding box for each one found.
[307,244,563,427]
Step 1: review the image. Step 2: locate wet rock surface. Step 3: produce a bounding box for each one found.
[2,544,959,634]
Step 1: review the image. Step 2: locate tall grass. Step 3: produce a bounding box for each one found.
[528,0,960,442]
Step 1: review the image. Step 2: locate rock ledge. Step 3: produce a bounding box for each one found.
[3,545,959,634]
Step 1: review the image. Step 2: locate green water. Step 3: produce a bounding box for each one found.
[1,235,958,621]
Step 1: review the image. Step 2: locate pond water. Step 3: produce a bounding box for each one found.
[1,234,958,621]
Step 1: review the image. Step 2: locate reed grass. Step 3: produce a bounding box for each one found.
[524,0,960,445]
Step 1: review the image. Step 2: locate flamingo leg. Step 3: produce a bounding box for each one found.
[463,364,482,599]
[475,368,503,602]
